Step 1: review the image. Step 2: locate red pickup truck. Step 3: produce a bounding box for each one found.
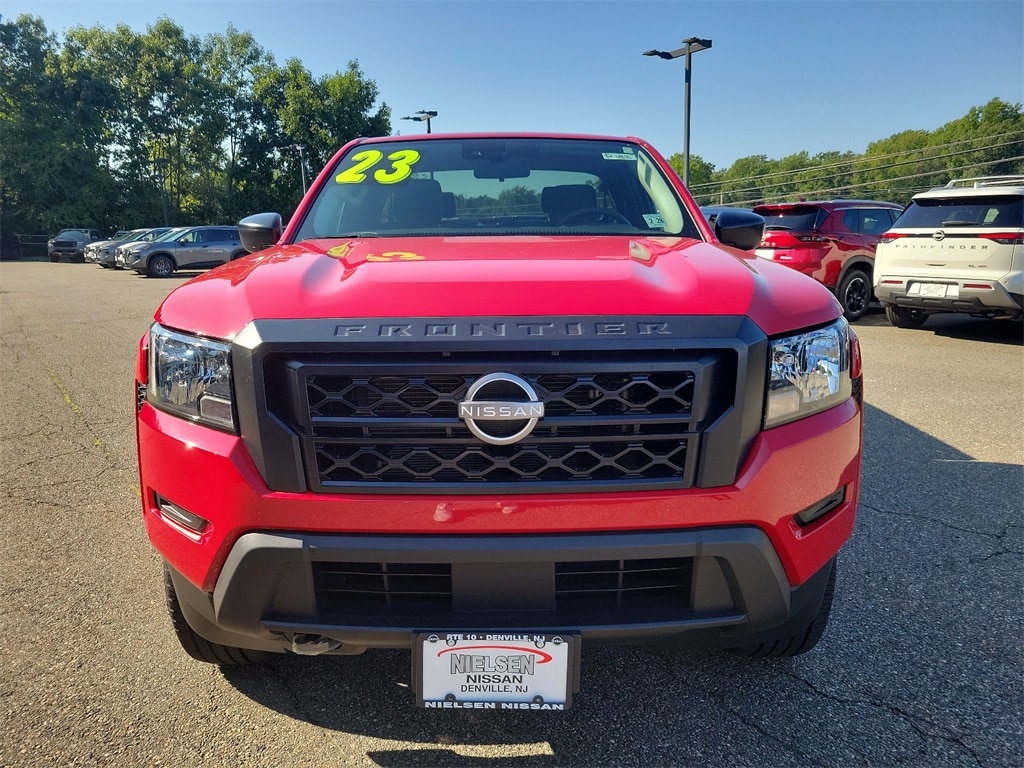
[135,133,862,710]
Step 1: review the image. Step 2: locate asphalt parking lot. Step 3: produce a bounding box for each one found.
[1,260,1021,767]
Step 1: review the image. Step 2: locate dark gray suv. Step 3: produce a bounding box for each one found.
[128,226,245,277]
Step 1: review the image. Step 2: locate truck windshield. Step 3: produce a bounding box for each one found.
[294,137,699,240]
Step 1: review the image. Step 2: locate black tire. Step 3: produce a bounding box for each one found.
[837,269,872,321]
[229,250,247,261]
[163,567,271,665]
[147,254,174,278]
[884,304,928,329]
[49,253,60,263]
[730,558,837,659]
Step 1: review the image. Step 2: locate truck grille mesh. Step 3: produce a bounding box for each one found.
[279,362,706,491]
[306,372,695,419]
[248,338,739,493]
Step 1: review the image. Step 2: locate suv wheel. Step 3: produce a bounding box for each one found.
[730,558,837,658]
[164,567,272,665]
[49,254,60,263]
[148,254,175,278]
[838,269,872,321]
[885,304,928,329]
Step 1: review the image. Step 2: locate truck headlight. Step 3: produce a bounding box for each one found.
[764,318,852,429]
[147,323,235,431]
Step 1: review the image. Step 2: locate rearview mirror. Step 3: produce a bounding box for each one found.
[473,161,531,180]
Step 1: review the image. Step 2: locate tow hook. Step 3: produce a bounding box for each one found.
[288,633,342,655]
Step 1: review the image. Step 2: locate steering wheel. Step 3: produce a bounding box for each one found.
[557,207,632,226]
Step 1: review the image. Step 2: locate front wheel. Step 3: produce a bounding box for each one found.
[147,254,174,278]
[838,269,872,321]
[164,567,271,665]
[49,254,60,263]
[884,304,928,329]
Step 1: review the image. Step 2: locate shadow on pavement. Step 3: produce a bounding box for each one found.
[218,400,1023,767]
[854,308,1022,345]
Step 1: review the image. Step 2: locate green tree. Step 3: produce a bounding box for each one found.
[497,185,540,214]
[929,98,1024,179]
[0,14,117,234]
[666,153,715,195]
[716,155,771,205]
[202,25,278,221]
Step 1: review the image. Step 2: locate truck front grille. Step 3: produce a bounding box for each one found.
[270,356,716,492]
[237,315,762,494]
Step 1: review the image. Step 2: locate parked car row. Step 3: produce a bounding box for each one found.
[85,227,166,266]
[76,225,246,276]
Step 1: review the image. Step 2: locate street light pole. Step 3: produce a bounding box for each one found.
[287,144,308,194]
[153,158,169,226]
[401,110,438,134]
[643,37,712,187]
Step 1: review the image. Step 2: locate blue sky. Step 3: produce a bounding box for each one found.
[4,0,1022,169]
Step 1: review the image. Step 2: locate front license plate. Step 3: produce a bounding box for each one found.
[415,632,577,710]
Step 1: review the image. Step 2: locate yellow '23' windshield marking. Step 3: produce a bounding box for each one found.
[335,149,421,185]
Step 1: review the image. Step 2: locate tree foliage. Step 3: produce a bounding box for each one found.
[0,13,391,236]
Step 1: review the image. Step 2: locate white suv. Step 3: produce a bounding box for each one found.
[873,176,1024,328]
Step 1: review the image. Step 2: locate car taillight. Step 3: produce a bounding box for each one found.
[760,232,814,248]
[978,232,1024,245]
[879,232,906,242]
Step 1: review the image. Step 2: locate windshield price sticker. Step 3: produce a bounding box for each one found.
[416,633,576,710]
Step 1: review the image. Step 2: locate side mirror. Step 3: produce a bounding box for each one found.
[238,212,283,253]
[713,209,765,251]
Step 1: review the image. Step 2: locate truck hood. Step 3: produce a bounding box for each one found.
[154,235,840,340]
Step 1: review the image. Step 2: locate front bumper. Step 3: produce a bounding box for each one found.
[165,528,838,655]
[49,248,84,261]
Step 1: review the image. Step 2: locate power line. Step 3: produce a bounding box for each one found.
[688,130,1024,194]
[688,130,1023,190]
[723,155,1024,207]
[702,138,1024,201]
